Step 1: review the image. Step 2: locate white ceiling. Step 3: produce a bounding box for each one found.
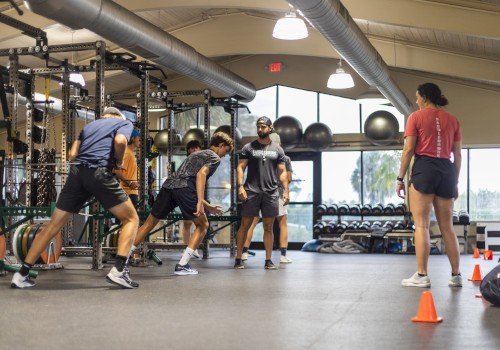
[1,0,500,101]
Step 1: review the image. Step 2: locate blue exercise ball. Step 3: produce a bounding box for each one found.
[301,239,324,252]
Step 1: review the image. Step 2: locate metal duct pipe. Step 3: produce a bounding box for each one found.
[288,0,413,116]
[23,0,256,102]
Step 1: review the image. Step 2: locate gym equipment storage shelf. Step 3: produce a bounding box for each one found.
[314,203,414,253]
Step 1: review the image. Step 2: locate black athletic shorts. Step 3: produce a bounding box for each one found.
[151,186,197,220]
[410,155,457,198]
[57,165,129,213]
[241,189,279,218]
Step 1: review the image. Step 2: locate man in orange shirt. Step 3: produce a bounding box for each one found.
[115,129,141,206]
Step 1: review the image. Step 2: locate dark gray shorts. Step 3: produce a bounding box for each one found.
[57,166,129,213]
[241,190,279,218]
[151,187,197,220]
[410,155,457,198]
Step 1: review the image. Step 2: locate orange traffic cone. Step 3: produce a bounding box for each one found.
[473,248,480,258]
[468,264,483,281]
[483,250,493,260]
[411,291,443,323]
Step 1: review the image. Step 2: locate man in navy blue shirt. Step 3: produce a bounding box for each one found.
[11,107,140,289]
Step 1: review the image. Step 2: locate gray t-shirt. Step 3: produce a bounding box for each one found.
[240,139,285,193]
[76,118,133,169]
[162,149,220,189]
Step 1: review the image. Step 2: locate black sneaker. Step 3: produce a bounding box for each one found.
[106,267,139,289]
[234,260,245,269]
[264,261,277,270]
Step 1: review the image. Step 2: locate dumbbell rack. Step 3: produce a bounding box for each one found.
[315,210,413,253]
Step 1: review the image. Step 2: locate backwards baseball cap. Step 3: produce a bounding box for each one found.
[103,106,125,119]
[256,116,273,126]
[131,129,141,137]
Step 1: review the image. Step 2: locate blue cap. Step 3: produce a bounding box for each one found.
[131,129,141,137]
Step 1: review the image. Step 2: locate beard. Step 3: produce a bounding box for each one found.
[258,131,270,139]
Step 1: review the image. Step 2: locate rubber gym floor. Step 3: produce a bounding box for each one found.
[1,250,499,350]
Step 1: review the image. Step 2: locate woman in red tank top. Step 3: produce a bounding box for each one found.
[396,83,463,288]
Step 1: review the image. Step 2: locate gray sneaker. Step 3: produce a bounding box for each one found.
[11,272,35,288]
[174,263,198,275]
[401,272,431,288]
[106,267,139,289]
[448,274,463,287]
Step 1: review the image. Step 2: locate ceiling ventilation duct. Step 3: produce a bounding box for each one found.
[23,0,256,102]
[288,0,413,116]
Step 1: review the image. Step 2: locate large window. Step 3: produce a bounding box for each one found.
[361,150,402,205]
[469,149,500,220]
[241,86,277,136]
[156,84,500,242]
[277,86,318,130]
[319,94,360,133]
[322,151,361,204]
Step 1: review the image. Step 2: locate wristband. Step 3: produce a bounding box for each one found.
[238,184,243,187]
[396,176,404,182]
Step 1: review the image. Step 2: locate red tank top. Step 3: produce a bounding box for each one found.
[404,108,461,159]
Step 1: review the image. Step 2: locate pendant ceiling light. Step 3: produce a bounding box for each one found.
[357,87,390,105]
[272,11,308,40]
[327,59,354,89]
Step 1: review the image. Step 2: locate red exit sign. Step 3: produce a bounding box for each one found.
[268,62,284,73]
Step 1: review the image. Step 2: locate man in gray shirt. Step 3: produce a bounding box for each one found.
[130,132,233,275]
[235,117,289,269]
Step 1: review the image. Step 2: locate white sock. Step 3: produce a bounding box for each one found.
[125,244,137,264]
[179,247,194,266]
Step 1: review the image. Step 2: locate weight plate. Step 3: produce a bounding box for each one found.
[17,223,30,262]
[39,228,62,264]
[27,223,41,251]
[12,224,26,262]
[109,225,119,248]
[11,225,23,260]
[0,234,5,260]
[21,224,34,259]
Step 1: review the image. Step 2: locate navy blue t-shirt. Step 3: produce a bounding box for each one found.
[76,118,134,169]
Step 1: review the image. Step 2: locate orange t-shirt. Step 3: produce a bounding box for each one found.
[404,108,461,159]
[119,147,138,195]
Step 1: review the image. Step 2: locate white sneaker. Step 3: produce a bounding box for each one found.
[106,267,139,289]
[241,252,249,261]
[449,274,463,287]
[174,263,198,275]
[193,249,201,259]
[401,272,431,288]
[280,255,293,263]
[10,272,35,288]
